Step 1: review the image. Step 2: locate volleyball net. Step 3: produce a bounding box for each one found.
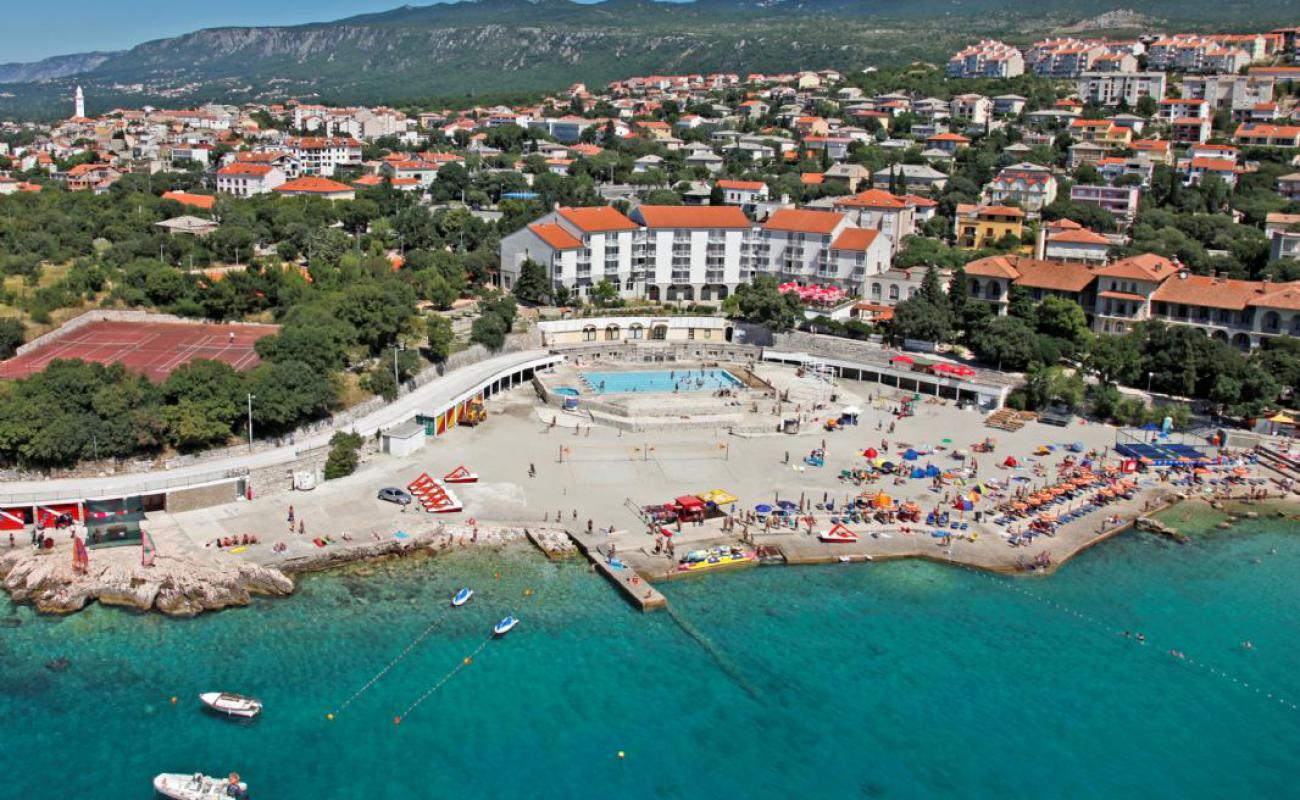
[557,441,731,463]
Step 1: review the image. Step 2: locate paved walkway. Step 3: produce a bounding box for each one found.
[0,350,559,504]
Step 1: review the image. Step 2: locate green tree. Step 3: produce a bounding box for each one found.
[324,430,364,480]
[729,274,802,332]
[512,258,551,305]
[0,318,24,358]
[426,314,454,362]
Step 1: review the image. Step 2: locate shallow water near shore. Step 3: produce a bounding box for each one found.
[3,516,1299,799]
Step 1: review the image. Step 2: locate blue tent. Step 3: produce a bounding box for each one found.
[903,449,920,461]
[910,468,925,479]
[925,465,940,477]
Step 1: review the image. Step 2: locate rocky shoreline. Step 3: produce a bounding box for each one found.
[0,523,541,618]
[0,547,294,617]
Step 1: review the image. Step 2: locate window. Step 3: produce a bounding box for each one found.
[582,326,596,342]
[605,325,620,341]
[688,328,696,340]
[888,285,900,300]
[629,324,644,340]
[652,325,668,340]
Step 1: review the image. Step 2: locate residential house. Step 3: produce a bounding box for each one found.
[822,163,871,192]
[1070,184,1142,220]
[1076,72,1167,107]
[985,162,1058,213]
[216,163,286,197]
[832,189,917,254]
[1234,123,1300,148]
[949,94,992,126]
[954,204,1025,249]
[871,164,949,193]
[1091,254,1177,335]
[1043,223,1111,264]
[285,136,362,176]
[925,132,971,154]
[1276,173,1300,202]
[499,205,640,299]
[272,176,356,201]
[715,179,769,207]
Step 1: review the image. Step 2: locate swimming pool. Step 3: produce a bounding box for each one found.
[579,368,743,394]
[553,387,580,397]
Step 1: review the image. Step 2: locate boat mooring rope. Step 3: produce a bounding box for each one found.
[961,564,1299,713]
[330,615,446,718]
[394,639,492,724]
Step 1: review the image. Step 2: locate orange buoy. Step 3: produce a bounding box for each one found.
[394,716,402,725]
[170,696,177,705]
[464,656,472,665]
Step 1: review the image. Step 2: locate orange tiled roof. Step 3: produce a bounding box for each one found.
[1048,228,1110,246]
[557,206,639,233]
[964,255,1021,280]
[528,222,583,250]
[834,189,907,209]
[829,228,881,252]
[161,191,216,210]
[273,177,353,194]
[218,163,275,176]
[1151,274,1264,311]
[1012,259,1096,293]
[762,208,844,235]
[1095,254,1175,282]
[637,205,751,229]
[716,180,766,191]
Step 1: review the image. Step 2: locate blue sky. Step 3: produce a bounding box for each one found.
[1,0,430,62]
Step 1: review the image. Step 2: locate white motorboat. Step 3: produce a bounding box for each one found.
[452,587,473,607]
[198,692,262,719]
[493,616,519,637]
[153,772,248,799]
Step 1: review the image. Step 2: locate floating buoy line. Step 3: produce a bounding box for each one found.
[960,564,1298,713]
[329,614,449,718]
[394,639,492,724]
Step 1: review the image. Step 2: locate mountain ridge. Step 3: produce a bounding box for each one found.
[1,0,1296,120]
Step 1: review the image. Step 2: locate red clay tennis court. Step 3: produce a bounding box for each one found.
[0,319,280,383]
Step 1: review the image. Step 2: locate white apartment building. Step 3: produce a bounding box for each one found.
[634,206,751,303]
[947,40,1025,79]
[285,136,362,177]
[215,163,286,197]
[1076,72,1167,107]
[499,205,892,303]
[1181,74,1275,111]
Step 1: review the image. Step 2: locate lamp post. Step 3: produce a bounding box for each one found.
[247,393,256,451]
[393,343,405,393]
[1146,371,1154,395]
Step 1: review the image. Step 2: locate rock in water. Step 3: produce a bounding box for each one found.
[0,546,294,617]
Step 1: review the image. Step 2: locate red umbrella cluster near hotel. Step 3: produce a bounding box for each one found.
[778,283,847,305]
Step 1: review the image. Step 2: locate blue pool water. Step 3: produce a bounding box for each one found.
[553,386,580,397]
[581,368,742,394]
[4,513,1300,798]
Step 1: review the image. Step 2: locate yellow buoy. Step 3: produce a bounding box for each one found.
[464,656,472,665]
[170,696,177,705]
[618,751,625,760]
[327,713,335,721]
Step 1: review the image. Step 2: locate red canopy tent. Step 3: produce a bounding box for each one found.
[891,355,914,366]
[674,495,707,521]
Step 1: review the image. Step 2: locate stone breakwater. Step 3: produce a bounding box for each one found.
[0,547,294,617]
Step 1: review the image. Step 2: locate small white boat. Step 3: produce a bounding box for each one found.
[493,616,518,637]
[198,692,262,719]
[153,772,248,800]
[452,587,473,607]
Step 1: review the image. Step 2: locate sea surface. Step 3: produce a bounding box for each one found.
[3,511,1299,799]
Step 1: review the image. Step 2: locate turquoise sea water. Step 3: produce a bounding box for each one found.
[580,368,742,394]
[3,517,1299,799]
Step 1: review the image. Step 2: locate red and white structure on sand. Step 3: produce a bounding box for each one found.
[407,473,463,513]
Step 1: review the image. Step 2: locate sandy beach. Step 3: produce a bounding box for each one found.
[2,365,1295,615]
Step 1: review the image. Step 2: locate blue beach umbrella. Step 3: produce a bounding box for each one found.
[755,504,773,513]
